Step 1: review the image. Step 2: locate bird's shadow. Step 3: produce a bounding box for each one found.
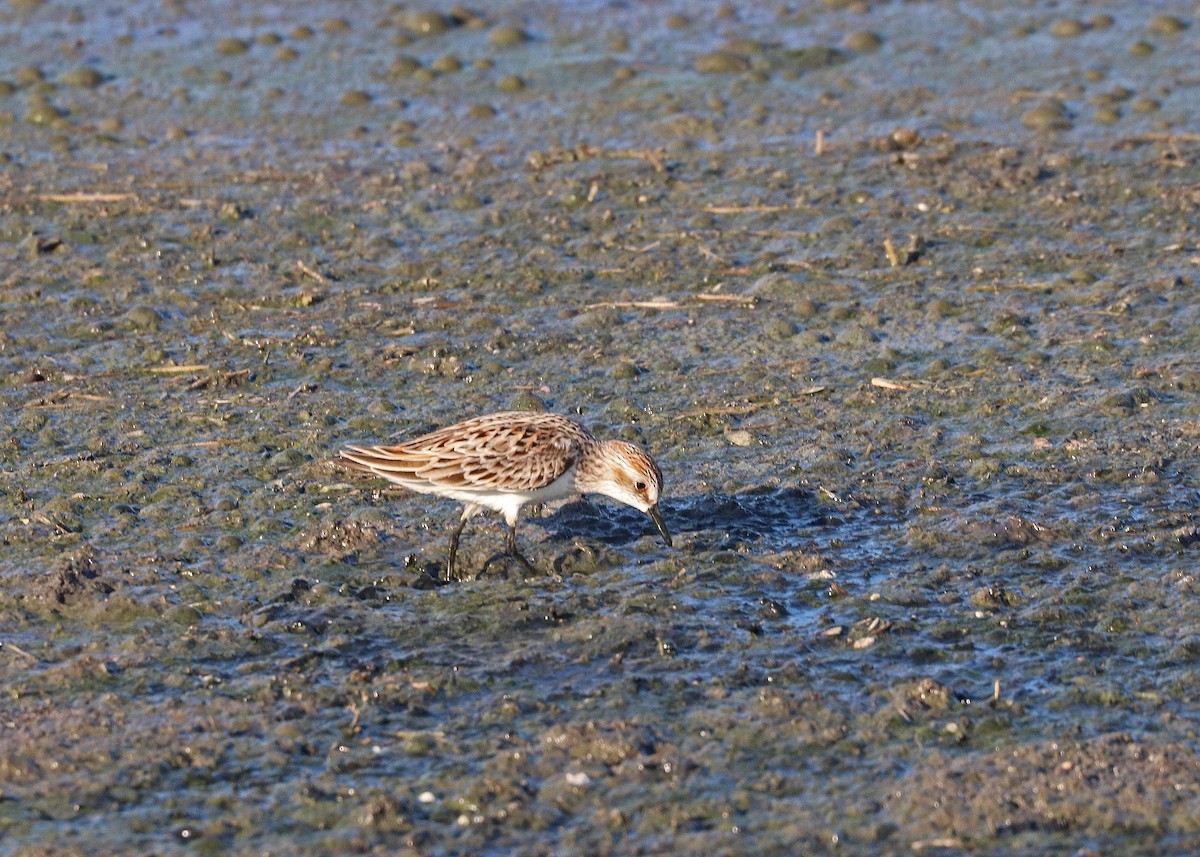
[545,485,819,549]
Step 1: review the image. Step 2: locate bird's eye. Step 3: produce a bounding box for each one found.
[635,481,647,491]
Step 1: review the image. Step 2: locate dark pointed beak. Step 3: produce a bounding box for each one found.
[647,504,672,547]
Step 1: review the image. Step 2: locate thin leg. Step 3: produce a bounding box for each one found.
[445,517,469,582]
[505,523,540,575]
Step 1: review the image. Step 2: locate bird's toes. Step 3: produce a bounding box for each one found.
[411,570,451,589]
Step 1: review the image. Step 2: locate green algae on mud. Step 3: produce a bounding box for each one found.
[3,0,1200,854]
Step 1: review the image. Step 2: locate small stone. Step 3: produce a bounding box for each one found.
[166,605,203,626]
[845,31,882,52]
[488,25,528,47]
[430,55,462,74]
[61,67,104,87]
[447,192,483,210]
[694,51,750,74]
[508,392,547,412]
[496,74,525,93]
[1021,99,1072,131]
[24,100,64,125]
[763,318,798,339]
[215,37,250,55]
[15,66,45,85]
[124,305,163,331]
[836,324,879,347]
[1049,19,1086,38]
[389,56,422,77]
[1148,15,1187,36]
[969,586,1022,609]
[405,10,451,35]
[793,297,819,317]
[889,127,920,149]
[725,429,755,447]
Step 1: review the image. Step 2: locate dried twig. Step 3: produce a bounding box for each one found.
[702,204,793,214]
[35,192,137,204]
[73,393,113,402]
[678,403,762,418]
[694,293,757,305]
[2,640,37,663]
[602,148,668,172]
[580,292,762,311]
[871,377,912,391]
[346,691,368,735]
[581,299,679,310]
[1125,132,1200,143]
[297,260,329,283]
[677,388,826,419]
[641,149,666,173]
[883,238,900,267]
[147,364,210,374]
[913,839,965,852]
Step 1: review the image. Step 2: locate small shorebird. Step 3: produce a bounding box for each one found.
[339,411,671,581]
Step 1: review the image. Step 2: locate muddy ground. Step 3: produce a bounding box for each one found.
[2,0,1200,854]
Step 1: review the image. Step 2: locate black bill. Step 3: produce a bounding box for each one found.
[647,504,672,547]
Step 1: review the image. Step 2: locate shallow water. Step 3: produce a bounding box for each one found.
[3,0,1200,854]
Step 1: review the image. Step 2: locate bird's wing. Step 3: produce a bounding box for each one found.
[340,412,587,492]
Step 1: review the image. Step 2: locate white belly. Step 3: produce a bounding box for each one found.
[413,465,578,526]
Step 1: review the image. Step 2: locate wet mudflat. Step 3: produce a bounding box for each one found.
[2,0,1200,854]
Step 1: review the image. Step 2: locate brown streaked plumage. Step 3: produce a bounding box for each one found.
[339,411,671,581]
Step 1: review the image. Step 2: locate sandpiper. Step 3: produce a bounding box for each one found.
[339,411,671,581]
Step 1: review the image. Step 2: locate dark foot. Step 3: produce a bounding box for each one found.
[442,517,470,584]
[506,524,541,575]
[508,548,541,576]
[412,569,449,589]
